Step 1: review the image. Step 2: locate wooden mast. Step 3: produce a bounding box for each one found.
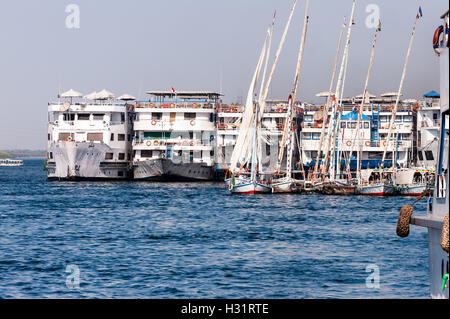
[312,18,346,181]
[381,10,421,165]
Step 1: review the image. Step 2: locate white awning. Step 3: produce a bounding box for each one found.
[315,91,333,97]
[96,89,115,100]
[117,94,136,101]
[59,89,83,98]
[381,92,403,97]
[354,92,376,98]
[84,91,98,100]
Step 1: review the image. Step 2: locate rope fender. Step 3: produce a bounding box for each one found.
[441,212,449,255]
[396,204,414,237]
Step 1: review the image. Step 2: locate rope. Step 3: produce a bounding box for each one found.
[441,212,449,255]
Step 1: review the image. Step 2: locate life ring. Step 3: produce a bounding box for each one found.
[365,141,371,147]
[382,140,387,147]
[151,120,157,125]
[177,103,184,108]
[192,103,199,108]
[146,140,152,147]
[277,107,283,113]
[67,136,73,142]
[169,103,176,108]
[346,140,352,147]
[149,103,154,108]
[190,141,194,146]
[433,25,444,49]
[190,120,195,126]
[136,102,140,108]
[154,140,159,146]
[182,141,188,146]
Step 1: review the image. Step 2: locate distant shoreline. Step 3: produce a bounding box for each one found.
[0,150,45,159]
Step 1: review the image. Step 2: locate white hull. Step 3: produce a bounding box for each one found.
[271,178,294,193]
[357,183,394,196]
[396,184,427,196]
[47,141,130,180]
[134,158,215,181]
[229,180,272,194]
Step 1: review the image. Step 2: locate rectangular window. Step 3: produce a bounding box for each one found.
[77,114,90,121]
[395,116,402,123]
[184,113,196,120]
[48,152,53,159]
[58,133,73,141]
[341,122,346,129]
[418,151,423,161]
[141,150,153,158]
[304,115,313,122]
[152,113,162,120]
[312,133,321,140]
[303,132,312,140]
[105,153,113,160]
[118,153,125,160]
[364,122,370,129]
[118,134,125,141]
[380,115,390,122]
[48,133,51,141]
[87,133,103,142]
[93,113,105,121]
[127,134,131,141]
[111,133,114,141]
[118,171,124,177]
[121,113,125,122]
[63,113,75,121]
[403,115,413,122]
[350,122,357,129]
[425,151,434,161]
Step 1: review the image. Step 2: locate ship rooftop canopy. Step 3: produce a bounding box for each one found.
[146,91,222,98]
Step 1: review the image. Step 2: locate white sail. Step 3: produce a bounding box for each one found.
[277,0,309,176]
[229,32,268,174]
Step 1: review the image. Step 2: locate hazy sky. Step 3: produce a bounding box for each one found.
[0,0,448,150]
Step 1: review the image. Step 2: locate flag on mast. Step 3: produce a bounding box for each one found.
[171,87,176,94]
[417,6,423,19]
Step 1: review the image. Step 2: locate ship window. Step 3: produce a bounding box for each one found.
[312,133,320,140]
[111,133,114,141]
[127,134,131,141]
[425,151,434,161]
[341,122,346,128]
[118,134,125,141]
[93,113,105,120]
[395,116,402,122]
[78,113,90,121]
[63,113,75,121]
[128,153,131,160]
[144,132,167,139]
[403,115,413,122]
[87,133,103,142]
[105,153,113,160]
[141,150,153,158]
[303,132,312,140]
[364,122,370,129]
[58,133,73,141]
[380,115,389,122]
[48,152,53,159]
[121,113,125,122]
[118,171,124,177]
[350,122,357,129]
[48,133,51,141]
[152,113,162,120]
[184,113,196,120]
[118,153,125,160]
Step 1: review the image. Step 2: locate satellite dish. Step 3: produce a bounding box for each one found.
[60,101,70,112]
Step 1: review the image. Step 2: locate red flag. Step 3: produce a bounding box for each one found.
[171,87,176,93]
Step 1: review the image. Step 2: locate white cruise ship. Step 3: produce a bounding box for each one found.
[300,93,416,175]
[46,89,134,180]
[416,91,447,168]
[132,91,218,181]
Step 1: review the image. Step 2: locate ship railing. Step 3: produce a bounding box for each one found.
[217,123,240,131]
[217,105,244,113]
[133,138,214,147]
[420,120,440,128]
[135,101,216,109]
